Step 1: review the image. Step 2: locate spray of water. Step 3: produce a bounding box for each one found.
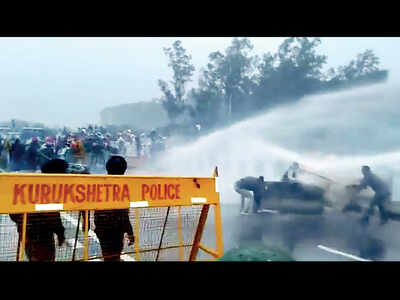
[152,82,400,208]
[145,82,400,259]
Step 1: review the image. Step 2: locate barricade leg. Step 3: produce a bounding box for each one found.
[18,213,27,262]
[189,204,210,261]
[83,210,89,261]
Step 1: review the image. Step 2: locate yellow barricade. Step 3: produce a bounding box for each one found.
[0,168,223,261]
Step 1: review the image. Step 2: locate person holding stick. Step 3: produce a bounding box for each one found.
[352,165,391,225]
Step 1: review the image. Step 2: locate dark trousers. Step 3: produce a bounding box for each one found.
[10,159,22,171]
[23,236,56,262]
[253,195,262,213]
[364,193,390,222]
[96,230,125,261]
[27,160,38,171]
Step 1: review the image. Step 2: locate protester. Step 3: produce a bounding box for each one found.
[9,138,25,171]
[0,137,10,170]
[234,176,266,214]
[25,137,40,171]
[2,124,167,172]
[9,159,67,261]
[94,156,135,261]
[354,165,391,225]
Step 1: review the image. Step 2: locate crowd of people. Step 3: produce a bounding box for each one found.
[0,123,171,261]
[0,124,167,172]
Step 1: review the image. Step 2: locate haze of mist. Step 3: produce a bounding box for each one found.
[152,82,400,207]
[0,37,399,127]
[2,36,399,206]
[2,37,400,261]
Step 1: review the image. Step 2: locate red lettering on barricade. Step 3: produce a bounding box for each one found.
[11,181,186,207]
[113,185,120,202]
[104,184,112,202]
[142,184,149,201]
[51,184,56,202]
[121,184,130,202]
[157,184,164,200]
[75,184,86,203]
[13,184,26,205]
[41,184,51,203]
[87,184,96,202]
[150,185,157,200]
[140,183,182,201]
[167,184,175,199]
[35,184,40,203]
[96,184,103,202]
[56,185,63,203]
[63,184,75,203]
[27,184,34,204]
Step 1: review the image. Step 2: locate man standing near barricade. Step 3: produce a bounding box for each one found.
[9,159,66,261]
[94,155,135,261]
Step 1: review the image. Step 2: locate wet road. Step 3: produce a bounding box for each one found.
[2,203,399,261]
[216,204,400,261]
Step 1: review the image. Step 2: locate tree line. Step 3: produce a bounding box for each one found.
[158,38,388,133]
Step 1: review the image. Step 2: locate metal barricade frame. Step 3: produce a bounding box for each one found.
[0,167,223,261]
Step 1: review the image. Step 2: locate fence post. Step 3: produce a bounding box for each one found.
[177,206,183,261]
[18,213,27,261]
[134,208,140,261]
[83,210,89,261]
[213,204,224,258]
[189,204,210,261]
[212,166,223,258]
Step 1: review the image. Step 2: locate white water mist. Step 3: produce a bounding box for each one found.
[152,82,400,206]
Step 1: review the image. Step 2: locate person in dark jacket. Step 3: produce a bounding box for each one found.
[235,176,266,214]
[9,159,66,261]
[38,137,56,168]
[94,155,135,261]
[354,165,391,225]
[25,137,40,171]
[90,139,105,169]
[9,138,25,171]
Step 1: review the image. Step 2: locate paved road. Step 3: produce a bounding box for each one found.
[216,204,400,261]
[2,203,399,261]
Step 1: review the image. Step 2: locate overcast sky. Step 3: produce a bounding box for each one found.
[0,37,398,128]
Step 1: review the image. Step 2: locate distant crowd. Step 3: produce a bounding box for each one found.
[0,124,167,172]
